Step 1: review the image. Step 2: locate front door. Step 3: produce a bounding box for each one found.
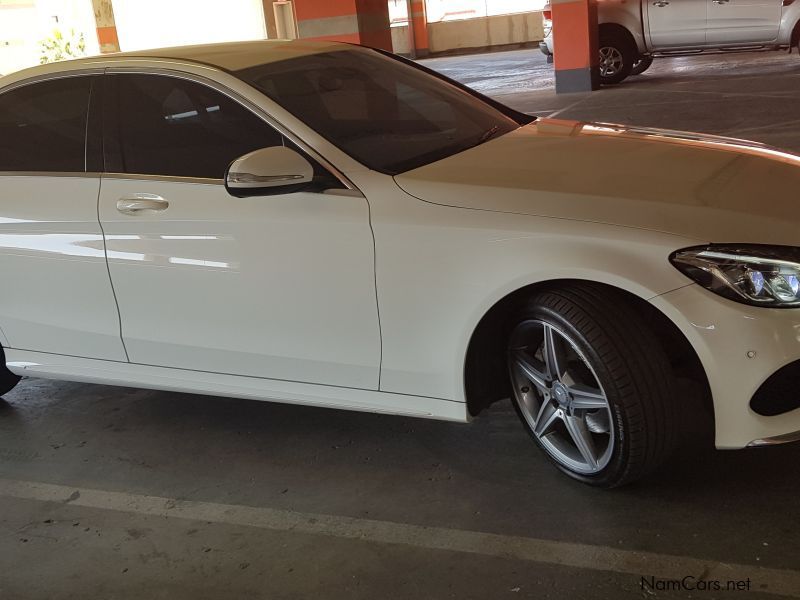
[647,0,708,48]
[706,0,782,44]
[98,73,381,389]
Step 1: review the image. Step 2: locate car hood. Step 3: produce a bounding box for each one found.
[394,118,800,245]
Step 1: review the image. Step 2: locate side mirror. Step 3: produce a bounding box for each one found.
[225,146,315,197]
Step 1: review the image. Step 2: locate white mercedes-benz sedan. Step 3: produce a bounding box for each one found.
[1,40,799,487]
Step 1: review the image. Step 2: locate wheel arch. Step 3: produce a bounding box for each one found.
[791,18,800,49]
[463,278,713,426]
[598,23,639,55]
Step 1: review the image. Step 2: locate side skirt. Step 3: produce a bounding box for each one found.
[5,349,469,422]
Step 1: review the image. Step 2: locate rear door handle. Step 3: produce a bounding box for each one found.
[116,194,169,215]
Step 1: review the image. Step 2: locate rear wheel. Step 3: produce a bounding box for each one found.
[631,55,653,76]
[0,349,20,397]
[598,31,634,84]
[506,284,677,487]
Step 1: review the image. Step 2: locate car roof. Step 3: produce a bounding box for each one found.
[0,39,352,86]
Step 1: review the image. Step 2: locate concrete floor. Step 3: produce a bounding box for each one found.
[3,50,800,599]
[424,48,800,153]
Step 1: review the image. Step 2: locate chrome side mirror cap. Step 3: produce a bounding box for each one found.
[225,146,314,197]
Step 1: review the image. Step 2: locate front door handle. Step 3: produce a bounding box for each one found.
[712,0,730,3]
[653,0,669,6]
[116,194,169,215]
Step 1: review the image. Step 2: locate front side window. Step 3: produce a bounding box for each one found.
[0,76,93,173]
[236,48,522,174]
[107,74,286,179]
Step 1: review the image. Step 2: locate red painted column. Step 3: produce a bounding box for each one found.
[409,0,429,58]
[293,0,393,50]
[552,0,599,93]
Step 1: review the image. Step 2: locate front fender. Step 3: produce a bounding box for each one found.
[599,0,647,53]
[371,195,700,404]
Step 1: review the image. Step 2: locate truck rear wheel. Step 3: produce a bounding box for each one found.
[631,55,653,76]
[0,347,20,397]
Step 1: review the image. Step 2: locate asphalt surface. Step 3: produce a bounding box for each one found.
[3,49,800,599]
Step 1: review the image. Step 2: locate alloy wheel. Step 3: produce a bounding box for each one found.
[508,320,615,475]
[599,46,624,78]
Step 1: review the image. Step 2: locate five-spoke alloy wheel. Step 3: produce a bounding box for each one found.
[509,320,614,475]
[506,284,678,487]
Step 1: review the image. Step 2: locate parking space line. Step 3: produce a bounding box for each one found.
[547,96,593,118]
[2,477,798,597]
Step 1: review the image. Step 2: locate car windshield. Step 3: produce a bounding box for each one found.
[236,47,523,175]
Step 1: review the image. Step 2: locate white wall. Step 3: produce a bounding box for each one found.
[428,11,544,54]
[426,0,547,22]
[113,0,267,52]
[0,0,99,76]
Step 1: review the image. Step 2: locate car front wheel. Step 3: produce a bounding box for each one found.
[598,33,634,84]
[506,284,677,487]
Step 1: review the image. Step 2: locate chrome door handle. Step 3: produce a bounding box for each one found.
[712,0,730,3]
[653,0,669,6]
[116,194,169,215]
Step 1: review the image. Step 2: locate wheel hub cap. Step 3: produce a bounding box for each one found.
[552,382,570,408]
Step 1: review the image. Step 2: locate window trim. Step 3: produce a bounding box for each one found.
[0,70,102,176]
[100,67,356,190]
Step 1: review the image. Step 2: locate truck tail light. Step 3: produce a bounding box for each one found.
[543,9,552,20]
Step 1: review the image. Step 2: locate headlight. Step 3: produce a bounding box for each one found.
[670,245,800,308]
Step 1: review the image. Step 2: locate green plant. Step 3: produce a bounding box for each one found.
[39,29,87,65]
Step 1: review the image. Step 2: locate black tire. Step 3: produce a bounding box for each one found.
[598,31,635,85]
[0,348,20,397]
[631,55,654,76]
[506,283,677,488]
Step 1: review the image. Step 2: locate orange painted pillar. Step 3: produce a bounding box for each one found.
[91,0,120,54]
[294,0,393,51]
[409,0,429,58]
[552,0,599,93]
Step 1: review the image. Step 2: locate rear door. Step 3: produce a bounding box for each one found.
[0,75,127,360]
[647,0,707,48]
[706,0,781,44]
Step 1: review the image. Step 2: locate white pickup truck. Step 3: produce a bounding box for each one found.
[541,0,800,84]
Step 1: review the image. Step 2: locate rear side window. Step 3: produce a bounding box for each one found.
[0,76,92,173]
[106,74,285,179]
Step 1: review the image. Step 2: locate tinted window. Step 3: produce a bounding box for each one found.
[237,48,521,174]
[0,76,92,173]
[108,74,285,179]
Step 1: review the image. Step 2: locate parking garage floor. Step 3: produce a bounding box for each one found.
[3,50,800,600]
[425,47,800,154]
